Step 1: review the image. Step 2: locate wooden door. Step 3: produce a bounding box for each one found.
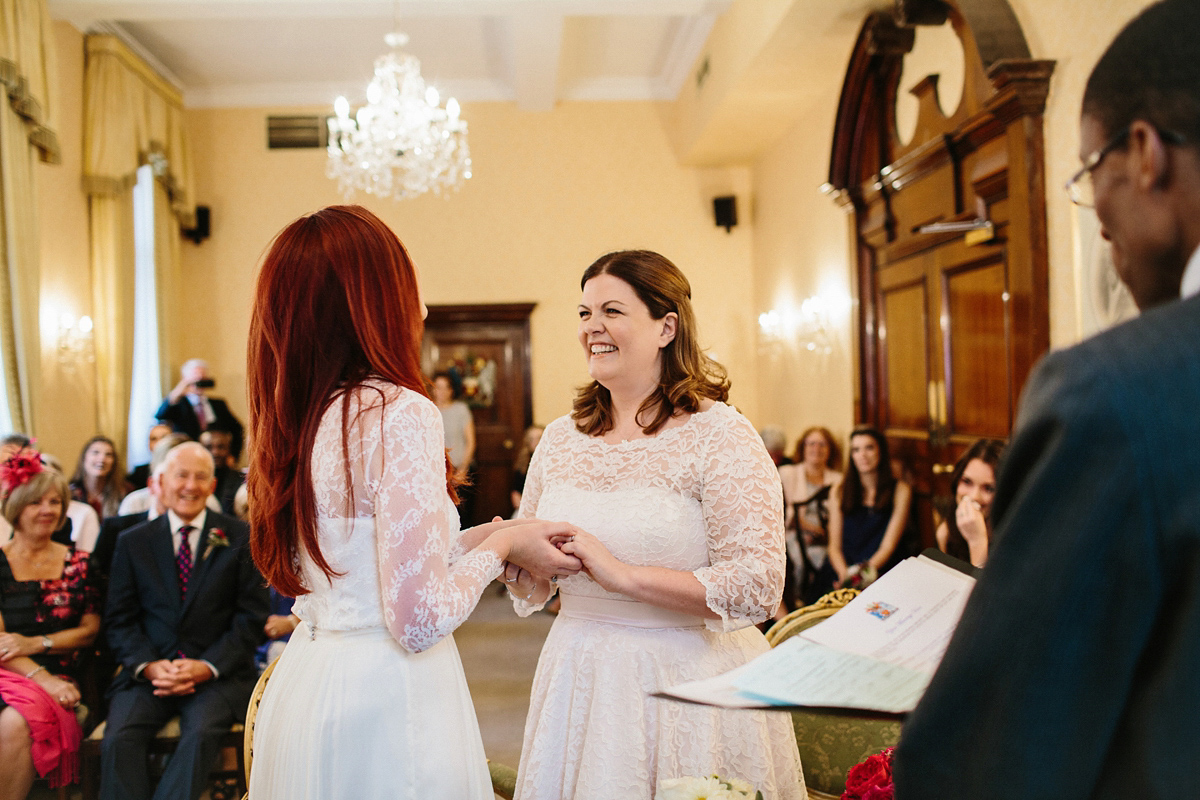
[828,2,1053,547]
[422,304,535,527]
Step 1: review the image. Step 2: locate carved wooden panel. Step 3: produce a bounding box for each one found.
[828,0,1053,548]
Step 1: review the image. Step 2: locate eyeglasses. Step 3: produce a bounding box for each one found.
[1065,124,1187,208]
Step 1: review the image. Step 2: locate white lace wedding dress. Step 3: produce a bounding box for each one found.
[248,381,502,799]
[512,403,805,800]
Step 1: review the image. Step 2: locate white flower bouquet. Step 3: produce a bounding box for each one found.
[655,774,762,800]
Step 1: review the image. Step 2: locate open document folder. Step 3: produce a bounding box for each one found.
[656,552,976,714]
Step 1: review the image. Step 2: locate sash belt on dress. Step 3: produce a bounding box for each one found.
[558,594,706,629]
[298,621,393,641]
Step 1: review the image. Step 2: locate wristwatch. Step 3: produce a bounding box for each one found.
[41,635,52,652]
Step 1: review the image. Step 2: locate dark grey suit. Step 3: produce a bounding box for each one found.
[895,292,1200,799]
[101,511,268,800]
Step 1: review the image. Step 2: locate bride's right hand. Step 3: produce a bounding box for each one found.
[504,520,583,580]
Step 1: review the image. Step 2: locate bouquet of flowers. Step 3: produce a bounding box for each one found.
[656,775,762,800]
[841,746,894,800]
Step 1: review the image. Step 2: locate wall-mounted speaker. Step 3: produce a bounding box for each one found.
[713,195,737,233]
[182,206,210,244]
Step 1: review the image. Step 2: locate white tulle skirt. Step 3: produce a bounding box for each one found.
[247,622,493,799]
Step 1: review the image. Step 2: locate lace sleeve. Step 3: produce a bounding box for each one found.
[509,428,555,617]
[693,411,786,632]
[370,394,503,652]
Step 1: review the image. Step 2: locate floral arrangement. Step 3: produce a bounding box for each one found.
[841,746,894,800]
[656,775,762,800]
[0,450,43,494]
[206,528,230,555]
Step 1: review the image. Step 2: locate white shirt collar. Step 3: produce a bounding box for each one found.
[167,508,207,537]
[1181,244,1200,299]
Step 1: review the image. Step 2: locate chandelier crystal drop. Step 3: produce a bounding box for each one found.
[326,32,471,201]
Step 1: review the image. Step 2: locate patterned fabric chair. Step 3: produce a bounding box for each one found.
[765,589,903,800]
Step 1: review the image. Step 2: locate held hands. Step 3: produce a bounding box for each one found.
[559,531,630,594]
[503,520,583,581]
[145,658,214,697]
[264,614,299,639]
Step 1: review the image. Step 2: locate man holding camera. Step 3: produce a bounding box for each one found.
[155,359,245,462]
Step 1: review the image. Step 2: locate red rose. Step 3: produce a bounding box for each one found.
[842,748,894,800]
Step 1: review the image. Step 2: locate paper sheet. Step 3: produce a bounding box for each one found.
[799,555,975,675]
[658,554,976,714]
[731,636,932,713]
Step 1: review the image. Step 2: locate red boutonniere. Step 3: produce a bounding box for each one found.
[205,528,230,559]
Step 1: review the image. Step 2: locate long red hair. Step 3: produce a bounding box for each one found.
[247,205,446,596]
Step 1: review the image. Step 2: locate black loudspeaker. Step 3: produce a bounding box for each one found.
[713,195,737,232]
[182,205,211,244]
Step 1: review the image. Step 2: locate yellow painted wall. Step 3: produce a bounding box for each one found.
[178,102,756,435]
[35,21,97,465]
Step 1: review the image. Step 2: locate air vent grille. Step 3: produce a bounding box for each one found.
[267,115,329,149]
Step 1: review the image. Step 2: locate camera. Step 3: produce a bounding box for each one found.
[194,378,216,389]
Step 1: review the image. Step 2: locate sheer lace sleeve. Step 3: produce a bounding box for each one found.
[369,392,503,652]
[694,410,786,632]
[509,427,556,617]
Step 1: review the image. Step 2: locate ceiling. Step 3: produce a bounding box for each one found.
[48,0,734,110]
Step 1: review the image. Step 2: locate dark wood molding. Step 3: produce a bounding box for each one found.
[426,303,537,325]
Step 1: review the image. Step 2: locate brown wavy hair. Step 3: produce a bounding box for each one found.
[69,435,126,518]
[571,250,729,436]
[795,426,842,471]
[247,205,454,597]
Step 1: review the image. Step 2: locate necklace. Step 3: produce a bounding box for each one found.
[4,542,59,570]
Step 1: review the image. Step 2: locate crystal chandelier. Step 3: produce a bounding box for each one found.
[327,32,471,201]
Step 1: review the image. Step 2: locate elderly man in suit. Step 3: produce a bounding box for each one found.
[894,2,1200,798]
[155,359,245,462]
[101,442,268,800]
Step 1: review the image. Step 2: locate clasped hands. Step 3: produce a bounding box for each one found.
[143,658,213,697]
[503,527,629,598]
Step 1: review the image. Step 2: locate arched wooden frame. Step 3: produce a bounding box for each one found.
[826,0,1054,545]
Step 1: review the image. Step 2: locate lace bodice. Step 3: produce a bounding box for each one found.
[292,380,502,652]
[517,402,785,632]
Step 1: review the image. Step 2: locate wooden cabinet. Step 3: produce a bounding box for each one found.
[828,2,1053,546]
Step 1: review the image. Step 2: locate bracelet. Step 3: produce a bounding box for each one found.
[24,665,47,680]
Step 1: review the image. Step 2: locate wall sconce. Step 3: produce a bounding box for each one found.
[758,296,833,355]
[57,313,95,370]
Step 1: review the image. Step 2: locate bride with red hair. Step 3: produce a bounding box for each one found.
[245,205,580,798]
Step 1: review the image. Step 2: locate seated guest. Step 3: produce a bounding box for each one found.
[101,442,268,800]
[117,434,218,519]
[759,425,792,466]
[0,451,101,793]
[935,439,1005,568]
[777,426,843,611]
[68,437,126,520]
[125,424,171,491]
[155,360,245,463]
[509,424,544,514]
[0,434,33,463]
[826,427,912,588]
[41,455,101,553]
[200,428,243,516]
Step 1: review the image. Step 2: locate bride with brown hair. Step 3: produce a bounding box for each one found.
[506,250,803,799]
[245,205,581,799]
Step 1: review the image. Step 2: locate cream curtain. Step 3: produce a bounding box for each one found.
[0,0,59,435]
[84,34,192,455]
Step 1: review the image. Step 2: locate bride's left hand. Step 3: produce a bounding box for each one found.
[559,531,631,594]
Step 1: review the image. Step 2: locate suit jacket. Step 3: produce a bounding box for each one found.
[92,511,150,594]
[104,511,268,695]
[155,395,245,460]
[894,293,1200,799]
